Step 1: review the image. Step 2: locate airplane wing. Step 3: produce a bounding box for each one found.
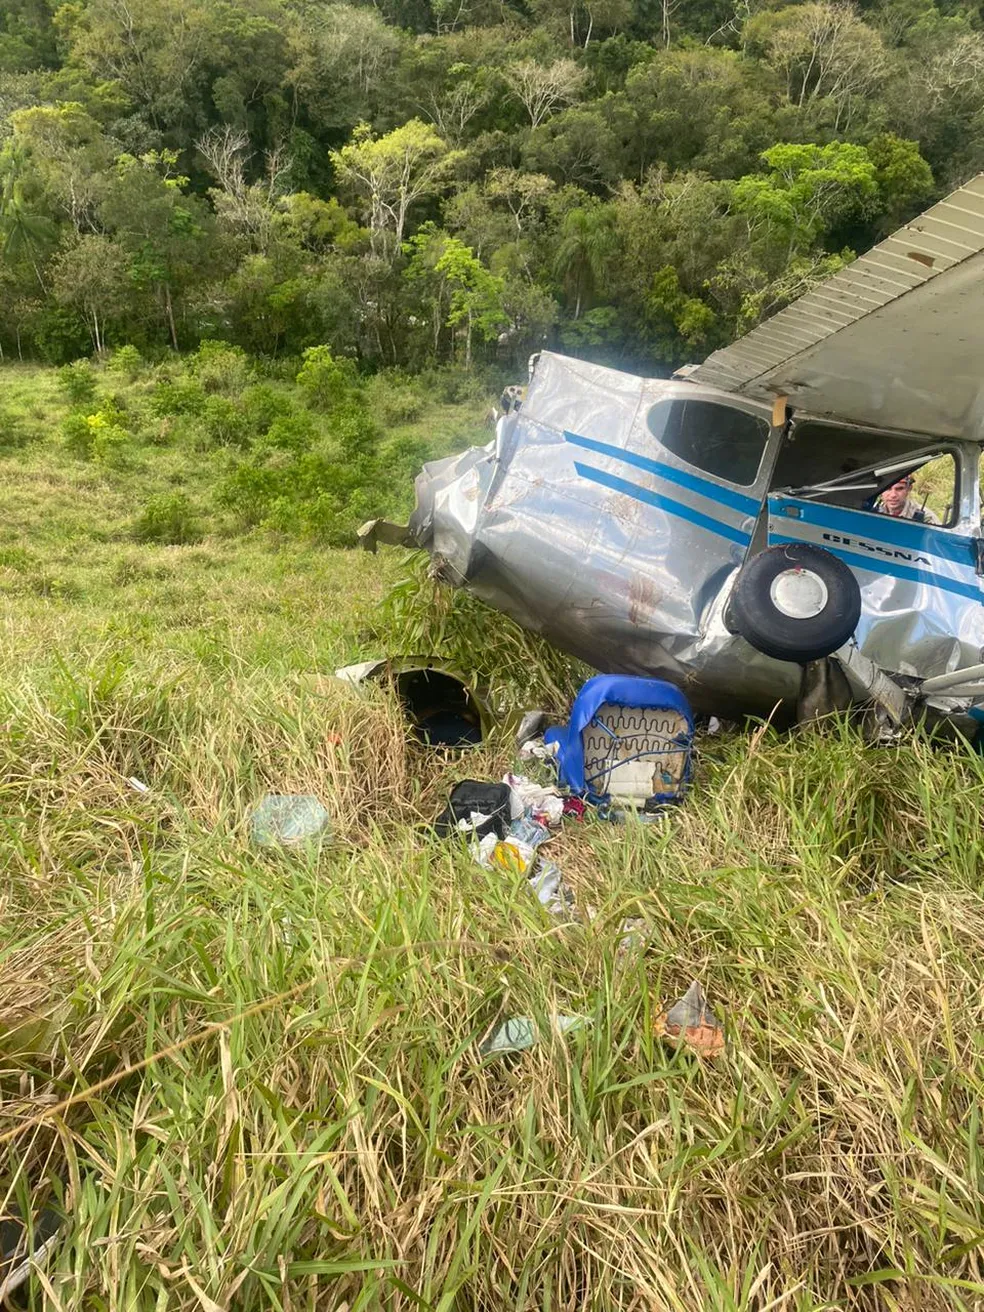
[688,174,984,439]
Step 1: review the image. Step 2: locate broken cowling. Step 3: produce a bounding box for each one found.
[335,658,492,747]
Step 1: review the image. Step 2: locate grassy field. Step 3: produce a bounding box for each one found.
[2,360,984,1311]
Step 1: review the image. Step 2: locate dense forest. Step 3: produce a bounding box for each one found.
[0,0,979,372]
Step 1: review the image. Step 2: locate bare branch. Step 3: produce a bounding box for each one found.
[197,125,251,200]
[502,59,587,130]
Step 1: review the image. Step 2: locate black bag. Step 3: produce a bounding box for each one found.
[434,781,511,840]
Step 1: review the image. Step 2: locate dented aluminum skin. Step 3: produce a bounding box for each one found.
[407,351,984,723]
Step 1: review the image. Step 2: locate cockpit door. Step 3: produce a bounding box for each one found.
[556,382,777,638]
[763,425,984,672]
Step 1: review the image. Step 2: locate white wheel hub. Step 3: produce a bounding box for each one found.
[769,568,828,620]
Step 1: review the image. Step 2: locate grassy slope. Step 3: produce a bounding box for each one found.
[2,364,984,1311]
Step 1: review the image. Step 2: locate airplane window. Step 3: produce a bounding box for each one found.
[772,423,924,489]
[773,424,957,527]
[904,454,956,525]
[818,455,955,526]
[646,399,769,487]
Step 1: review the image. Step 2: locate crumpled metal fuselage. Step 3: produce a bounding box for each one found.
[405,352,984,722]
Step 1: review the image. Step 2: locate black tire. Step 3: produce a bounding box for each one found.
[728,542,861,664]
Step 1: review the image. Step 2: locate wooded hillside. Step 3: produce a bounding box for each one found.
[0,0,976,370]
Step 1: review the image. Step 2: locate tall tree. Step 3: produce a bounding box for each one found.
[732,141,878,256]
[552,203,618,317]
[99,152,217,349]
[503,59,587,128]
[59,0,288,148]
[50,233,129,352]
[0,141,55,291]
[744,2,887,131]
[331,119,462,258]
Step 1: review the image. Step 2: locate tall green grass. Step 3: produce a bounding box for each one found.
[3,658,984,1309]
[2,361,984,1309]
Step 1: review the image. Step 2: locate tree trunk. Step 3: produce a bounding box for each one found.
[164,284,178,351]
[30,255,47,295]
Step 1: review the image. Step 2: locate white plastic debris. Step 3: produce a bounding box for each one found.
[471,832,500,867]
[249,794,332,848]
[479,1013,586,1056]
[456,810,493,835]
[519,737,559,761]
[333,660,386,686]
[503,773,564,825]
[529,859,574,917]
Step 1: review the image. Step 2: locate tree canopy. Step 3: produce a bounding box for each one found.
[0,0,969,370]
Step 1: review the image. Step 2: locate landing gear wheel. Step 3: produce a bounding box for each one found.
[728,542,862,664]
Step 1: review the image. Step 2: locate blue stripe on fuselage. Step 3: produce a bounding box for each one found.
[563,431,760,516]
[574,462,751,546]
[769,497,977,568]
[767,534,982,603]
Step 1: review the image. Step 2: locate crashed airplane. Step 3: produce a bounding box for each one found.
[363,173,984,735]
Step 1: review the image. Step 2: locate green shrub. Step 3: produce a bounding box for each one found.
[190,339,251,394]
[219,445,390,547]
[296,345,358,413]
[255,412,317,455]
[106,344,143,380]
[138,414,177,447]
[414,363,490,406]
[367,372,425,425]
[132,492,202,544]
[89,416,130,465]
[217,382,387,545]
[328,400,379,457]
[63,405,130,463]
[63,410,93,457]
[198,395,247,448]
[57,359,97,405]
[380,433,430,501]
[240,384,295,437]
[148,379,207,418]
[35,308,90,365]
[252,355,301,383]
[215,464,282,527]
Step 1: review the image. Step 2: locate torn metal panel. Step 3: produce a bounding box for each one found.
[357,519,415,552]
[831,642,909,724]
[689,174,984,438]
